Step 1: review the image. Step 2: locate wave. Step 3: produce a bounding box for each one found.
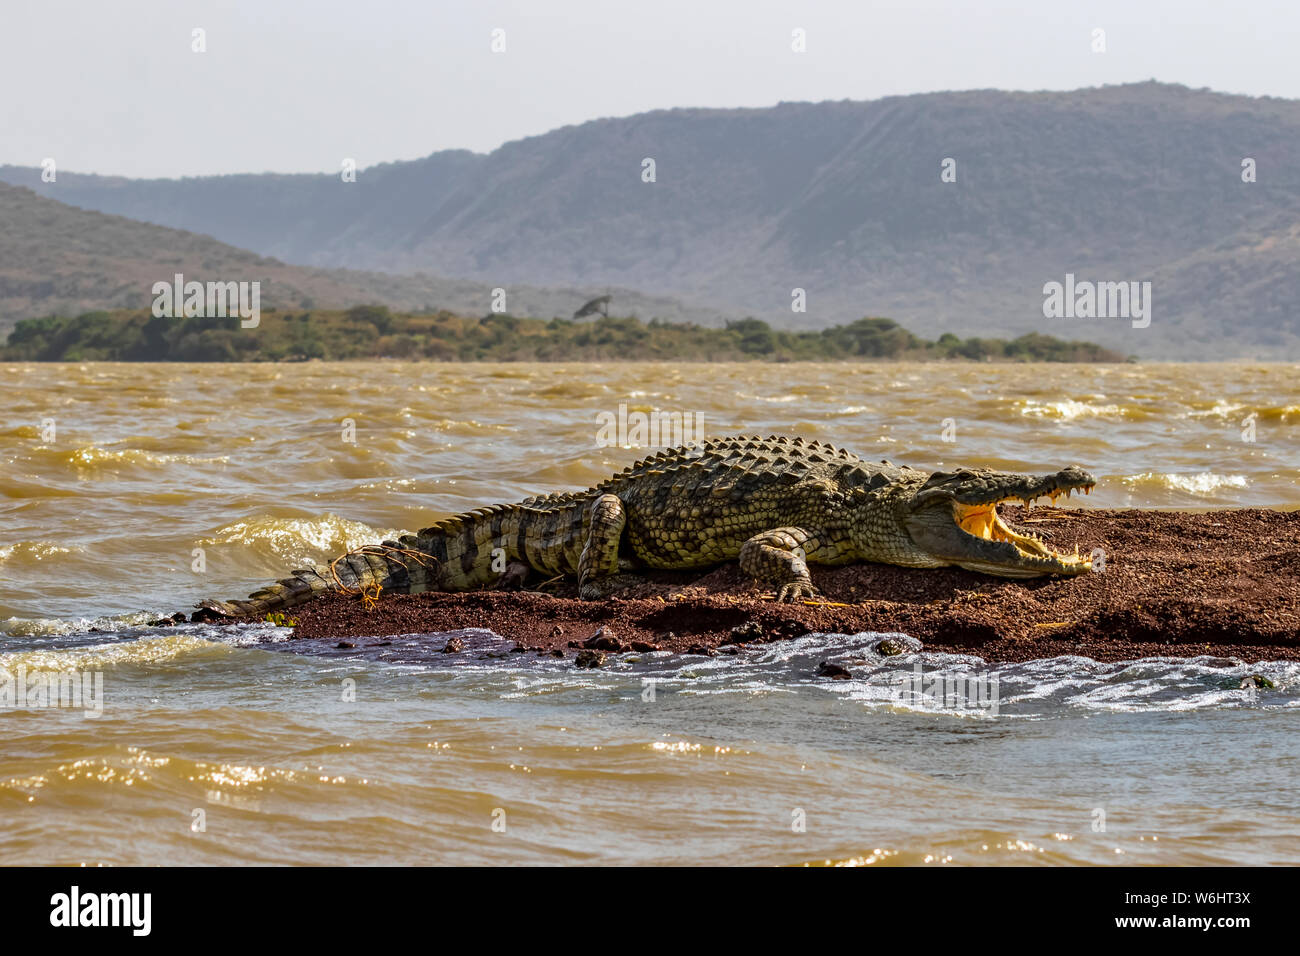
[255,628,1297,717]
[532,382,609,400]
[1018,399,1127,420]
[734,392,801,403]
[0,743,360,819]
[1120,471,1249,496]
[0,425,43,439]
[1181,402,1298,426]
[0,541,76,565]
[65,446,231,470]
[1,611,158,638]
[424,419,518,435]
[201,514,399,567]
[1186,400,1246,419]
[0,633,230,671]
[1253,404,1300,423]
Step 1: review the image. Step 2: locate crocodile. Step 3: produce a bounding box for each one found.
[197,435,1096,619]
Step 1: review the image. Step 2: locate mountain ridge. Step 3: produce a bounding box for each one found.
[5,82,1300,358]
[0,182,731,334]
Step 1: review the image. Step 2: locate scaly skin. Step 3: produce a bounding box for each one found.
[198,435,1097,618]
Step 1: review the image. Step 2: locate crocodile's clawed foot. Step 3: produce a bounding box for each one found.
[776,582,823,603]
[578,573,645,601]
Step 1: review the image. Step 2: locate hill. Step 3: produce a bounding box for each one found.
[5,83,1300,358]
[0,183,726,335]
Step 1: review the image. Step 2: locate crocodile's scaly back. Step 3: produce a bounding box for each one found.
[591,435,916,570]
[596,435,912,495]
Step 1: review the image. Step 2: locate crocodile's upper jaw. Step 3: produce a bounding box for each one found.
[902,466,1097,577]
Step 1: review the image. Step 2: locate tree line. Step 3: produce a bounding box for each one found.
[0,306,1130,363]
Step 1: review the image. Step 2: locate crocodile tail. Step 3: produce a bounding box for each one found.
[196,534,444,620]
[195,503,530,620]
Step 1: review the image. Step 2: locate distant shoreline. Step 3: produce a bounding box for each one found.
[11,357,1294,365]
[0,356,1143,364]
[1,306,1131,363]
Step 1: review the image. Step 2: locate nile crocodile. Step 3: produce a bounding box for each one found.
[199,435,1096,619]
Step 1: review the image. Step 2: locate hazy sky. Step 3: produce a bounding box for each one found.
[3,0,1296,178]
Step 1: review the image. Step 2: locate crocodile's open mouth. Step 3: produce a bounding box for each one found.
[903,465,1098,577]
[950,482,1094,575]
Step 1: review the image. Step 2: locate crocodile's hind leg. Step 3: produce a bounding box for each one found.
[739,527,824,603]
[578,494,643,599]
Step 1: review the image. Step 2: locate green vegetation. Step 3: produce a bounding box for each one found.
[0,307,1128,363]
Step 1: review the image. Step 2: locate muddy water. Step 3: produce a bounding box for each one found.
[2,361,1298,864]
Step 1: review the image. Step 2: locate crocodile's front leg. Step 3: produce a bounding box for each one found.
[739,527,825,602]
[578,494,643,599]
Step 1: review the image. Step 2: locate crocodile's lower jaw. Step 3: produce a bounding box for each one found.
[953,501,1092,575]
